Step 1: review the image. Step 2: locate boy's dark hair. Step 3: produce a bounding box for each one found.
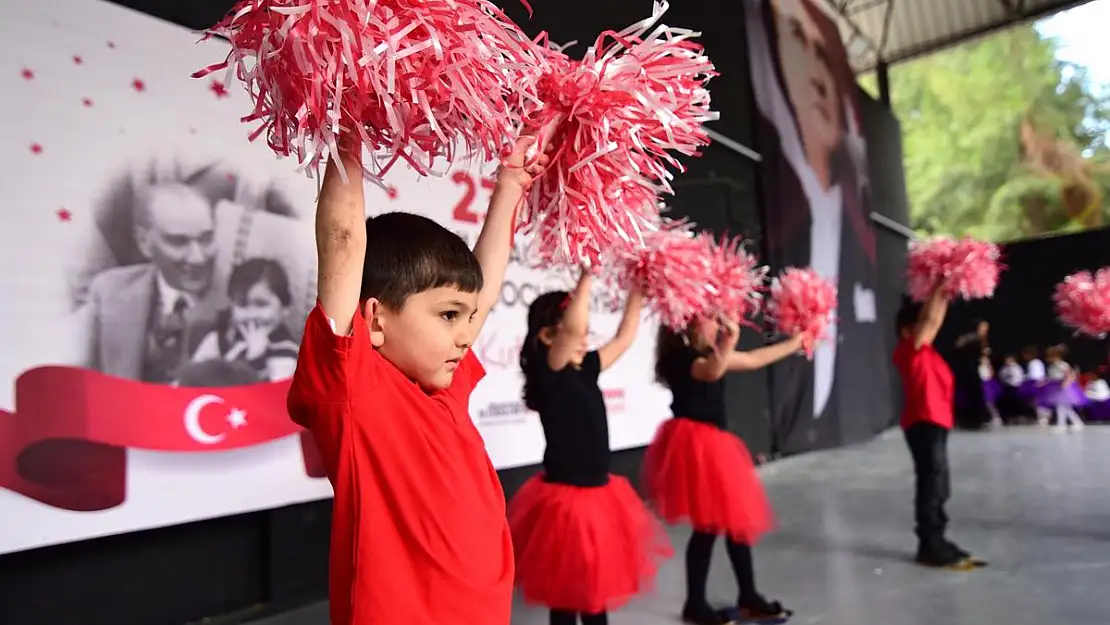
[519,291,570,411]
[895,296,923,334]
[1022,345,1039,360]
[361,212,483,309]
[228,258,292,307]
[654,324,691,388]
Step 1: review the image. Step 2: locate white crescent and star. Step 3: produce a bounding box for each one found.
[183,394,249,445]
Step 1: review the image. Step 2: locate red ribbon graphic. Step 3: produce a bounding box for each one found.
[0,366,326,512]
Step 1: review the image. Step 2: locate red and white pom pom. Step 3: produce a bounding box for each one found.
[945,237,1003,300]
[706,235,767,325]
[611,222,716,329]
[515,1,717,266]
[1054,268,1110,338]
[195,0,542,182]
[766,268,838,359]
[906,236,1002,301]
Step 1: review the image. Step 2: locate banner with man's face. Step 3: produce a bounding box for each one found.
[744,0,890,453]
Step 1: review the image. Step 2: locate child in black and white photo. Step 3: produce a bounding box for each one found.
[190,258,299,383]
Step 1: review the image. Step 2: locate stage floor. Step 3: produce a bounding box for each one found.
[250,427,1110,625]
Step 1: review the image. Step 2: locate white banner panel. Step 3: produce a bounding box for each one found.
[0,0,671,555]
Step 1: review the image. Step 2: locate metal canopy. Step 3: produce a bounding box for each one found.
[821,0,1095,73]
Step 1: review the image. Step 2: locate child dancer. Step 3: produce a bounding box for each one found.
[192,257,299,381]
[646,317,805,625]
[286,131,545,625]
[511,271,672,625]
[996,355,1026,423]
[894,291,982,569]
[1044,345,1085,432]
[1022,346,1051,425]
[978,356,1003,427]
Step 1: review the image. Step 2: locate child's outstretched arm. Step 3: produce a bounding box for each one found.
[598,287,644,370]
[726,334,806,372]
[548,270,593,371]
[912,286,949,349]
[471,134,545,334]
[316,137,366,335]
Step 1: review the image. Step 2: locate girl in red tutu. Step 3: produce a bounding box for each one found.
[646,317,805,625]
[511,270,672,625]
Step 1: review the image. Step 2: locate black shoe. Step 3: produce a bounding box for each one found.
[945,540,970,559]
[945,540,987,567]
[683,603,735,625]
[915,544,972,569]
[719,595,793,624]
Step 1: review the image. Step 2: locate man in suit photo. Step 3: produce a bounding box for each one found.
[76,182,222,382]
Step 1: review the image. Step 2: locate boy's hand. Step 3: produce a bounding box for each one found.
[495,133,548,193]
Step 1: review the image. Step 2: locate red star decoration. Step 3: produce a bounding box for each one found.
[20,68,34,80]
[30,143,43,154]
[56,208,72,222]
[209,80,229,99]
[73,55,83,65]
[386,186,399,200]
[131,78,146,92]
[82,97,93,107]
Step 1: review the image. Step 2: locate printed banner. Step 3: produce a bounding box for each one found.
[0,0,670,555]
[744,0,889,453]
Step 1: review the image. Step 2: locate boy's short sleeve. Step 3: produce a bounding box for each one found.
[444,350,486,406]
[287,302,376,426]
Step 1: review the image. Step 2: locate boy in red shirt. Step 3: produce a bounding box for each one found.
[287,132,546,625]
[893,289,983,569]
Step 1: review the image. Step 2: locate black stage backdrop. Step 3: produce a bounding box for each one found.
[939,227,1110,375]
[743,0,890,454]
[0,2,910,625]
[857,92,913,426]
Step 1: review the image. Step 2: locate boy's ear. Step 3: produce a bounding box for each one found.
[362,299,386,348]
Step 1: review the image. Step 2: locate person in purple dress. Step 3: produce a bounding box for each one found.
[1044,345,1085,432]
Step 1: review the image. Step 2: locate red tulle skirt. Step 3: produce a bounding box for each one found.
[642,417,773,544]
[508,474,673,613]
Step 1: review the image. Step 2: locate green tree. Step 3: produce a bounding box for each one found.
[861,25,1110,241]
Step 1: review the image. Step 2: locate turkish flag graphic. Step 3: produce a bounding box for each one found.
[0,366,326,511]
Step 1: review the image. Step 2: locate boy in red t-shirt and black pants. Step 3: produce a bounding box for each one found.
[287,131,547,625]
[893,289,985,569]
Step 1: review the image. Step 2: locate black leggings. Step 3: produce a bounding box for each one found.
[684,531,758,610]
[549,610,607,625]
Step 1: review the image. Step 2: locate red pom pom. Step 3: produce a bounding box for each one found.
[766,268,837,359]
[515,2,717,266]
[195,0,541,182]
[1054,268,1110,338]
[907,236,1002,301]
[705,235,766,326]
[611,222,716,330]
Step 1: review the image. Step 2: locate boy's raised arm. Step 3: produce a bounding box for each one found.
[471,134,545,333]
[316,140,366,336]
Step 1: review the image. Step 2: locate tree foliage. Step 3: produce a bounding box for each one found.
[861,25,1110,241]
